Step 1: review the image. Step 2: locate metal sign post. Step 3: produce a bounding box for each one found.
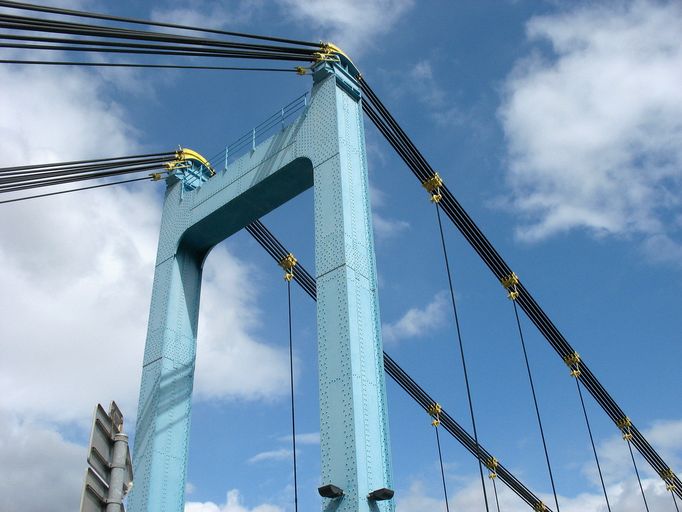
[80,401,133,512]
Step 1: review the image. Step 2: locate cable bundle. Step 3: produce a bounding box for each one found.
[0,152,175,204]
[246,219,552,511]
[358,76,682,499]
[0,0,321,71]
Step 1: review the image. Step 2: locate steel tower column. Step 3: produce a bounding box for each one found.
[312,63,394,512]
[128,60,393,512]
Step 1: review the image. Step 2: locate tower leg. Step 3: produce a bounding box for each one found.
[314,66,394,512]
[128,246,203,512]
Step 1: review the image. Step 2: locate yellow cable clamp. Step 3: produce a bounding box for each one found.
[485,457,499,479]
[428,402,442,427]
[617,417,633,441]
[295,66,308,75]
[501,272,520,301]
[660,468,676,491]
[563,351,581,378]
[534,502,547,512]
[279,253,297,281]
[422,172,443,203]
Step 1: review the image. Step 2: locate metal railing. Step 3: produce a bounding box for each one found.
[220,92,308,169]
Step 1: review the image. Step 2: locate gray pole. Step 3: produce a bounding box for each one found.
[106,433,129,512]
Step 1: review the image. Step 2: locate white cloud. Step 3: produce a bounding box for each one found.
[151,0,263,30]
[407,60,465,127]
[0,62,289,507]
[276,0,414,55]
[370,182,410,241]
[0,411,84,512]
[250,432,318,465]
[132,0,414,56]
[278,431,320,445]
[185,489,282,512]
[194,246,291,402]
[373,211,410,240]
[248,448,293,464]
[383,291,449,343]
[398,419,682,512]
[499,1,682,263]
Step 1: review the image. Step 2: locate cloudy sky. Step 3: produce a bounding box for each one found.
[1,1,681,511]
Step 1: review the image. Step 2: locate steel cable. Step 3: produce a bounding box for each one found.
[434,202,490,512]
[246,219,554,512]
[512,300,561,512]
[574,377,612,512]
[358,76,682,499]
[0,0,320,47]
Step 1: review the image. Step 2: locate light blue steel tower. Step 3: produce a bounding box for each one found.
[128,57,394,512]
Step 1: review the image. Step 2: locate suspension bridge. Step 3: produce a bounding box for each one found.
[1,2,679,512]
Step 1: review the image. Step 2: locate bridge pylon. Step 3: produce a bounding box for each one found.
[128,58,394,512]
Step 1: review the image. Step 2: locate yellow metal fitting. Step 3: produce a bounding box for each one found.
[279,253,297,281]
[617,417,633,441]
[501,272,520,301]
[150,172,163,181]
[165,147,216,176]
[422,173,443,193]
[427,402,442,418]
[534,502,547,512]
[485,457,499,471]
[295,66,308,75]
[428,403,442,426]
[501,272,519,290]
[563,352,581,377]
[616,417,632,429]
[313,43,342,63]
[662,468,674,478]
[563,352,581,366]
[422,173,443,203]
[485,457,499,479]
[660,468,676,488]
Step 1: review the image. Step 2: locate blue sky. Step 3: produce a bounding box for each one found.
[0,1,681,512]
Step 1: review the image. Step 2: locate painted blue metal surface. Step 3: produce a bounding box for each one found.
[128,61,393,512]
[166,157,214,191]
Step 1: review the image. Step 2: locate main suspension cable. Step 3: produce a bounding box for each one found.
[358,76,682,499]
[0,59,301,72]
[0,0,320,47]
[0,11,320,64]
